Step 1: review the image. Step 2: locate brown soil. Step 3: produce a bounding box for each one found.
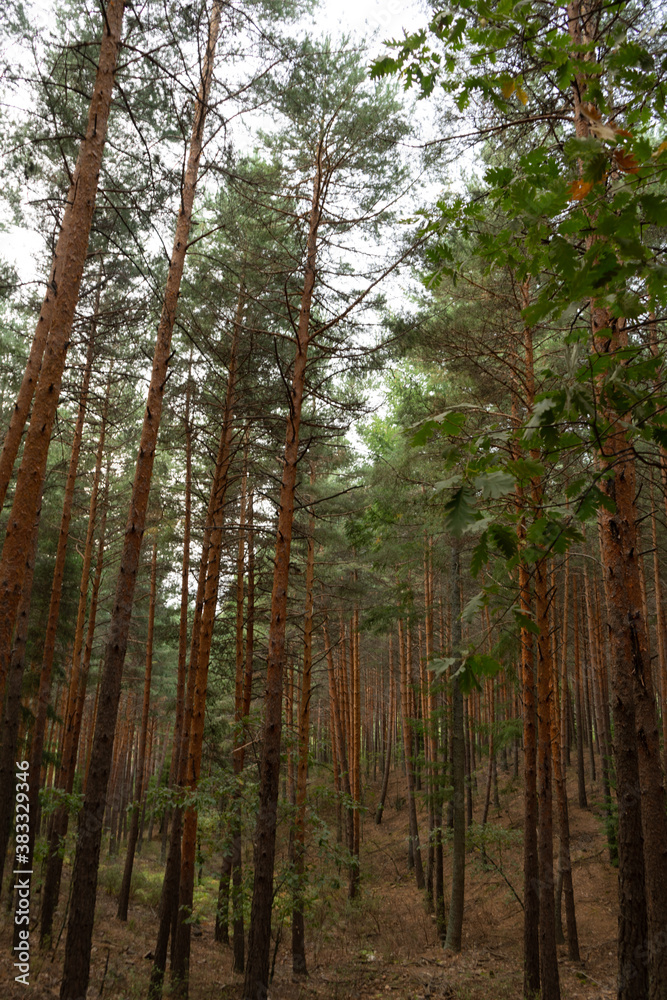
[0,762,618,999]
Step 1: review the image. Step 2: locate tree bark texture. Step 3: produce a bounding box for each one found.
[243,147,323,1000]
[59,4,222,994]
[0,0,124,705]
[445,537,465,953]
[292,496,314,975]
[38,372,109,944]
[118,538,157,920]
[172,294,241,996]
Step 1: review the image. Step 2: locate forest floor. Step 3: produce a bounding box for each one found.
[0,762,619,999]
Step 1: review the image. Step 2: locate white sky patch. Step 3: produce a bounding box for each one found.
[316,0,429,47]
[1,0,433,284]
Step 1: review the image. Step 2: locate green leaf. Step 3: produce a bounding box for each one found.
[462,590,487,623]
[470,531,489,576]
[433,475,461,493]
[467,653,503,679]
[506,458,545,481]
[512,608,540,636]
[488,523,518,560]
[474,471,516,499]
[444,486,478,536]
[409,410,465,447]
[430,656,457,677]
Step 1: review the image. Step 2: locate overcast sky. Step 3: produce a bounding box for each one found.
[318,0,427,45]
[2,0,431,283]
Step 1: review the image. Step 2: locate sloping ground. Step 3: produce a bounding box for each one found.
[0,762,618,999]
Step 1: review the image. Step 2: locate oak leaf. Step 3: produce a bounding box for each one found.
[569,179,593,201]
[615,149,639,173]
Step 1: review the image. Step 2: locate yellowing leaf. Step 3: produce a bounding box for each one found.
[652,140,667,158]
[501,79,515,98]
[615,149,639,173]
[516,86,528,105]
[569,179,593,201]
[590,122,618,142]
[582,102,602,122]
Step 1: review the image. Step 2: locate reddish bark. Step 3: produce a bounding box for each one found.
[118,538,158,920]
[38,370,109,944]
[292,491,315,974]
[534,555,560,1000]
[0,497,41,890]
[350,602,361,897]
[572,575,588,809]
[550,560,579,962]
[171,359,193,790]
[397,616,425,890]
[59,3,221,993]
[0,1,125,706]
[324,615,353,854]
[172,303,240,995]
[243,148,324,1000]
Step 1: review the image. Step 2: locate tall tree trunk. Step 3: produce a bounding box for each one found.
[568,5,658,993]
[323,615,353,856]
[38,370,109,945]
[214,440,247,954]
[550,562,579,962]
[0,1,125,705]
[375,641,394,825]
[649,479,667,779]
[118,538,157,920]
[292,485,315,975]
[516,451,540,994]
[597,443,650,1000]
[172,297,240,996]
[445,537,465,953]
[535,553,560,1000]
[232,443,249,973]
[150,426,217,1000]
[168,355,193,800]
[398,616,425,889]
[583,564,615,862]
[243,145,324,1000]
[59,5,222,994]
[350,601,361,897]
[572,575,587,809]
[0,496,41,893]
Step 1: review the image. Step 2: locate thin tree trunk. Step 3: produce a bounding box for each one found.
[59,5,221,993]
[243,145,324,1000]
[215,443,247,955]
[164,353,193,861]
[0,497,41,892]
[517,489,540,994]
[375,641,394,825]
[350,601,361,897]
[232,444,249,973]
[0,1,124,707]
[583,562,616,863]
[117,538,158,920]
[172,294,241,996]
[551,563,579,962]
[398,616,425,889]
[292,485,315,975]
[572,575,588,809]
[649,478,667,779]
[568,6,654,992]
[534,553,560,1000]
[445,537,465,952]
[324,615,352,854]
[38,365,108,946]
